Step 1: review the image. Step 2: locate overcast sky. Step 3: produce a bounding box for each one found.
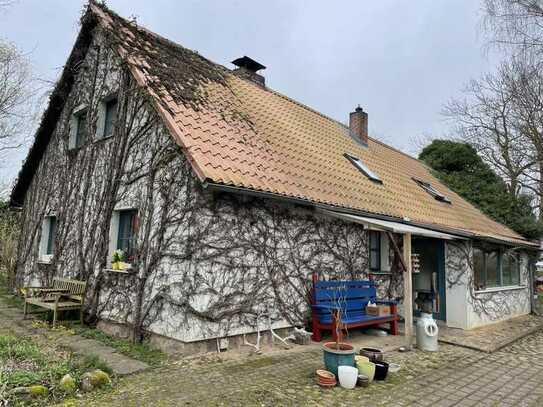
[0,0,499,187]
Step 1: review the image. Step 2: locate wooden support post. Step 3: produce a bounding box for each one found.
[403,232,413,349]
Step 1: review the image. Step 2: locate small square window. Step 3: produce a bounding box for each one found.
[117,210,138,262]
[103,98,118,138]
[502,252,520,286]
[75,110,87,148]
[412,178,450,203]
[344,153,382,183]
[46,217,57,255]
[40,216,57,260]
[473,244,521,290]
[369,231,381,271]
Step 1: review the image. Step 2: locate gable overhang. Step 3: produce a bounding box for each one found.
[318,209,465,241]
[203,180,538,249]
[9,10,99,208]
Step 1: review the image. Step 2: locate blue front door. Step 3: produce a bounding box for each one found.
[412,238,446,321]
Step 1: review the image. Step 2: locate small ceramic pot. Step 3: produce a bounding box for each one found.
[338,366,358,389]
[374,361,389,381]
[357,374,370,387]
[388,363,401,373]
[360,347,384,363]
[355,355,370,364]
[357,361,375,382]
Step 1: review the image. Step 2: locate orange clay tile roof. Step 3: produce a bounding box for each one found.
[89,5,534,246]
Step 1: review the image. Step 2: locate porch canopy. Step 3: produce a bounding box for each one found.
[319,209,466,349]
[318,209,466,241]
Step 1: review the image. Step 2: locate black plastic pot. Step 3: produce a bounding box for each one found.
[374,361,389,381]
[360,347,384,363]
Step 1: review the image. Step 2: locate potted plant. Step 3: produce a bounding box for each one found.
[111,250,124,270]
[322,306,356,376]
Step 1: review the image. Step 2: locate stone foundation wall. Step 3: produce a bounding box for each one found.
[98,318,294,355]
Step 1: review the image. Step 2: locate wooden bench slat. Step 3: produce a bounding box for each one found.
[24,277,87,327]
[311,278,399,342]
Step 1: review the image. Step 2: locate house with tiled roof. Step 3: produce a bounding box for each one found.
[10,2,538,351]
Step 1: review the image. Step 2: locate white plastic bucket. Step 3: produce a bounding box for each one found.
[338,365,358,389]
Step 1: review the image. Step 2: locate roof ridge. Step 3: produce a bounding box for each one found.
[90,2,229,75]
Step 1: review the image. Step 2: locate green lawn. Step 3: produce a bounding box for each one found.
[75,327,165,367]
[0,330,112,406]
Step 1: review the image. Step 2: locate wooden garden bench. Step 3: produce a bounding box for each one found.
[23,278,87,327]
[311,277,399,342]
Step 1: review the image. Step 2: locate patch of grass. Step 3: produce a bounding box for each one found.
[75,327,165,367]
[0,290,24,309]
[0,331,112,406]
[231,356,280,372]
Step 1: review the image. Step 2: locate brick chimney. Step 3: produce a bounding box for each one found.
[349,106,368,146]
[232,56,266,87]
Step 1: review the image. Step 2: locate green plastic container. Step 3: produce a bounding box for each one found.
[322,342,356,377]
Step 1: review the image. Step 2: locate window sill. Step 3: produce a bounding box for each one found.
[37,255,53,264]
[474,285,526,294]
[67,146,83,155]
[103,268,133,274]
[94,134,114,143]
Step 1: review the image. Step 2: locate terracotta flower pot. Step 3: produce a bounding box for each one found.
[316,369,337,387]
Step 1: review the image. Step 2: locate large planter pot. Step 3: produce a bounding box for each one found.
[322,342,355,377]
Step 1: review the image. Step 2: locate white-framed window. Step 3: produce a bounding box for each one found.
[109,208,138,264]
[368,230,391,272]
[473,244,521,290]
[39,216,57,262]
[97,95,118,139]
[69,106,88,149]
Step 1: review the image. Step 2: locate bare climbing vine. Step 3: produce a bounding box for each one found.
[446,240,529,323]
[14,11,384,344]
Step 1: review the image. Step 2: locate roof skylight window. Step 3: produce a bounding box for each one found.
[412,178,451,203]
[344,153,382,184]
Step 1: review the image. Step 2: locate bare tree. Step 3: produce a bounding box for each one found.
[0,41,34,159]
[443,61,533,197]
[0,1,16,9]
[484,0,543,55]
[503,57,543,214]
[444,53,543,218]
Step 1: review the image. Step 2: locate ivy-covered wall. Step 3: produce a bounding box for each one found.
[445,241,530,329]
[15,21,531,346]
[14,26,396,343]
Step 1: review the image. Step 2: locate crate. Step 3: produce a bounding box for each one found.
[366,304,391,317]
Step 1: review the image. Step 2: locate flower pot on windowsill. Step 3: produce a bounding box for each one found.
[112,261,132,271]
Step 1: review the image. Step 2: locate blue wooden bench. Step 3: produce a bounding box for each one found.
[311,278,399,342]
